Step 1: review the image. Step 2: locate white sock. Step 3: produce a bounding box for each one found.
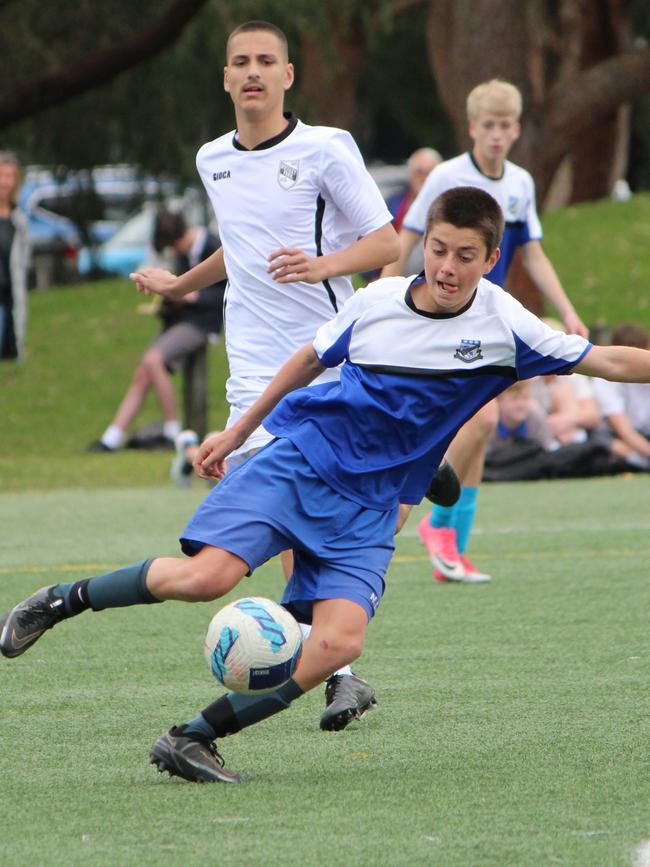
[163,419,182,441]
[101,425,125,450]
[298,623,351,677]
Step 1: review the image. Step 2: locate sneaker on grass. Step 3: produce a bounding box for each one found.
[170,429,199,488]
[0,586,66,658]
[150,725,241,783]
[320,673,377,731]
[417,519,465,581]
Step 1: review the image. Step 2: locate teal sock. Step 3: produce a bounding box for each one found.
[184,678,305,740]
[56,560,159,611]
[454,487,478,554]
[430,502,457,529]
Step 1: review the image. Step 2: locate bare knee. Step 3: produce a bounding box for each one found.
[141,348,167,377]
[313,629,365,668]
[472,400,498,441]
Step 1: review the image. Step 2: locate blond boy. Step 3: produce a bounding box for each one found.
[383,80,587,583]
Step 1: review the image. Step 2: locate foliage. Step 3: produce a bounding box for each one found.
[2,479,650,865]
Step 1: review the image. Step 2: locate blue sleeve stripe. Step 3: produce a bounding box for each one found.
[316,321,356,368]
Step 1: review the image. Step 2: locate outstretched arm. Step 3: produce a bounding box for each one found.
[194,343,325,479]
[519,241,588,337]
[380,227,421,278]
[129,246,226,301]
[267,223,399,285]
[574,344,650,382]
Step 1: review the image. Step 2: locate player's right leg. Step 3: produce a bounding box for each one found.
[0,547,248,658]
[150,598,369,783]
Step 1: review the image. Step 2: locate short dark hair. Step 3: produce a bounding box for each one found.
[612,322,649,349]
[153,210,186,252]
[226,21,289,61]
[424,187,504,257]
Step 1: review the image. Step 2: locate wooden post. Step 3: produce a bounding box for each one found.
[182,345,208,438]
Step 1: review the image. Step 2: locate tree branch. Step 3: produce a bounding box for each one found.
[0,0,211,130]
[546,45,650,143]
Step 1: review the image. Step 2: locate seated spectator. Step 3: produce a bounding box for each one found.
[592,323,650,469]
[529,373,601,447]
[485,377,611,482]
[87,210,226,452]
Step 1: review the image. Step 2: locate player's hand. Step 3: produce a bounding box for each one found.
[193,430,243,481]
[267,247,327,284]
[129,267,182,299]
[562,310,589,338]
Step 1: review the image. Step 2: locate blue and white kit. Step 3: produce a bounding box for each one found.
[181,274,591,620]
[403,152,542,286]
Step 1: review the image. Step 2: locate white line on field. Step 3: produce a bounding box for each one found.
[633,840,650,866]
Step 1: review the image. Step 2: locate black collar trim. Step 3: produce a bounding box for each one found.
[233,113,298,151]
[468,150,505,181]
[405,272,477,319]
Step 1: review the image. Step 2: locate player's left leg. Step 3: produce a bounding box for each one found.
[150,598,370,783]
[419,403,496,583]
[0,547,250,658]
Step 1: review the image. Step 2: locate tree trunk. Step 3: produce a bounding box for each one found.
[424,0,650,316]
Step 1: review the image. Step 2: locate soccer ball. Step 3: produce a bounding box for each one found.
[204,597,303,695]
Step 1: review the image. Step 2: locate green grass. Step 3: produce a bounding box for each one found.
[3,192,650,491]
[2,196,650,863]
[2,478,650,865]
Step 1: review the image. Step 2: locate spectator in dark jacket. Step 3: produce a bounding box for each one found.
[0,150,29,361]
[88,210,226,452]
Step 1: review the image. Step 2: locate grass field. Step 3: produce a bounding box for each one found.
[2,476,650,866]
[2,194,650,864]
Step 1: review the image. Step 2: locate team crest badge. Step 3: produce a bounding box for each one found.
[278,160,299,190]
[454,339,483,363]
[507,195,518,217]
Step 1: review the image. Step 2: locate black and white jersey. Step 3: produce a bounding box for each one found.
[196,115,391,454]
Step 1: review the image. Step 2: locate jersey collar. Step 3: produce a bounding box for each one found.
[468,150,505,181]
[232,113,298,151]
[405,272,477,319]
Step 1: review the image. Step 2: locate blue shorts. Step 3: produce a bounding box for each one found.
[180,438,398,621]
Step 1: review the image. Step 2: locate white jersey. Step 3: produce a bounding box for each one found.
[592,378,650,435]
[196,115,392,454]
[403,152,542,286]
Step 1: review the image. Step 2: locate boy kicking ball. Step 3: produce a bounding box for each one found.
[3,186,649,784]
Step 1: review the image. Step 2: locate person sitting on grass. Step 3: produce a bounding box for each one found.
[4,186,650,785]
[592,323,650,469]
[87,210,225,453]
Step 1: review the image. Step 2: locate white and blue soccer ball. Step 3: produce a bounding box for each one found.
[204,597,303,695]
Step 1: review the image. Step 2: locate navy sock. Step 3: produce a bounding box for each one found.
[53,579,91,615]
[80,559,159,610]
[184,678,305,740]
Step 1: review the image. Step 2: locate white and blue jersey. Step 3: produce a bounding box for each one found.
[265,275,591,510]
[402,152,542,286]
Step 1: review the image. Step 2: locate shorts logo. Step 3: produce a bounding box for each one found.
[212,170,231,181]
[454,339,483,363]
[278,160,299,190]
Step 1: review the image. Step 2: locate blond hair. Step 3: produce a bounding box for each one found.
[466,80,522,121]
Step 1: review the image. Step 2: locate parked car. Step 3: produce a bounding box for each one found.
[20,165,177,288]
[77,190,211,278]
